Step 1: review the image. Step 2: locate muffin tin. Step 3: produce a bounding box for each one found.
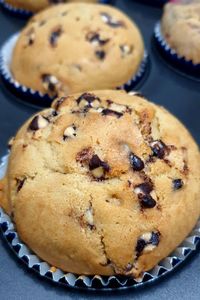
[0,0,200,296]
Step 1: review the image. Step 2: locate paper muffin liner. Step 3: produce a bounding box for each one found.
[154,22,200,78]
[0,32,149,107]
[0,0,114,19]
[0,0,33,18]
[0,153,200,290]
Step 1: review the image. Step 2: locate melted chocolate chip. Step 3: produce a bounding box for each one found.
[86,32,110,45]
[150,140,167,159]
[16,178,26,192]
[95,50,106,60]
[135,182,153,194]
[129,153,144,171]
[28,115,49,131]
[76,93,99,105]
[89,155,102,170]
[49,26,63,47]
[139,194,157,209]
[89,155,110,172]
[100,12,125,28]
[172,179,184,190]
[101,109,123,118]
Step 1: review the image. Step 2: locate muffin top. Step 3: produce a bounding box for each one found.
[161,1,200,64]
[1,89,199,277]
[5,0,98,13]
[11,3,144,97]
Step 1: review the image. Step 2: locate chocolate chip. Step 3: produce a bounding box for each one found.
[28,115,49,131]
[101,109,123,118]
[89,155,102,170]
[89,155,110,179]
[136,231,160,257]
[139,194,156,209]
[135,182,153,195]
[41,74,59,95]
[95,50,106,60]
[89,155,110,172]
[16,178,26,192]
[77,93,98,105]
[49,26,63,47]
[51,110,58,117]
[63,124,77,140]
[136,239,146,255]
[100,12,125,28]
[86,32,110,46]
[150,232,160,246]
[150,140,167,159]
[54,97,66,110]
[172,179,184,190]
[129,153,144,171]
[76,93,101,111]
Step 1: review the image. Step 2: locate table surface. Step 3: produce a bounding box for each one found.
[0,1,200,299]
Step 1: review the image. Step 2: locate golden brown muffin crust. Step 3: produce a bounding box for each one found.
[11,3,144,97]
[161,1,200,64]
[0,90,199,277]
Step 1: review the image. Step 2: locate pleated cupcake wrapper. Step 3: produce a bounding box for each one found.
[154,22,200,78]
[0,0,114,19]
[0,153,200,290]
[0,32,149,107]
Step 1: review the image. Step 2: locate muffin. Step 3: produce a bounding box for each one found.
[0,89,199,278]
[10,3,144,98]
[161,0,200,64]
[4,0,100,13]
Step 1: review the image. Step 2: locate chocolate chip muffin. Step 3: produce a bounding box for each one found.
[5,0,99,13]
[10,3,144,97]
[0,89,199,278]
[161,1,200,64]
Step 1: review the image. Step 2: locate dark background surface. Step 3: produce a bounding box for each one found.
[0,1,200,299]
